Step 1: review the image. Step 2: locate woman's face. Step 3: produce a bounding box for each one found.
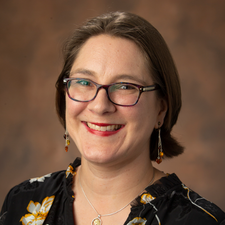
[66,34,167,166]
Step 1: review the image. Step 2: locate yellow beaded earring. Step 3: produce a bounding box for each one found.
[156,122,163,164]
[64,129,70,152]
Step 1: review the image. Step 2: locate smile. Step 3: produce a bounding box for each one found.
[86,122,123,131]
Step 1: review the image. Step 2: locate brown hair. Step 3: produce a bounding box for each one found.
[55,11,184,160]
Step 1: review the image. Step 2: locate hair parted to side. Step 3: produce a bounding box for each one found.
[55,11,184,161]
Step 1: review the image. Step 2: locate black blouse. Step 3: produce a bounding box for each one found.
[1,158,225,225]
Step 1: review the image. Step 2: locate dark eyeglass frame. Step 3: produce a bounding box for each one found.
[63,78,159,107]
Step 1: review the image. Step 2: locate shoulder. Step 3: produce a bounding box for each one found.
[0,158,80,224]
[163,175,225,224]
[1,157,80,207]
[6,170,65,200]
[142,173,225,224]
[181,184,225,224]
[0,170,66,224]
[1,170,66,203]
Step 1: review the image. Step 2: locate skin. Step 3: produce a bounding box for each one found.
[65,34,167,224]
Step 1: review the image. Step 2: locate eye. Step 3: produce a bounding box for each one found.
[76,79,92,86]
[109,83,138,95]
[112,84,136,90]
[120,84,135,90]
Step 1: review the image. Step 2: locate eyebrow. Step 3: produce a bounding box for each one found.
[70,69,95,77]
[70,68,149,85]
[113,74,148,85]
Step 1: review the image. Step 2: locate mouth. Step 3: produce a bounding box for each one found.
[86,122,123,131]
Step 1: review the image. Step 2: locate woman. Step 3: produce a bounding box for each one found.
[1,11,224,225]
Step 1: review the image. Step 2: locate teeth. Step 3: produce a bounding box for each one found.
[87,122,121,131]
[101,126,107,131]
[107,125,114,131]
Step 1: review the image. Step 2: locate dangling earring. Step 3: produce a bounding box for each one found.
[64,129,70,152]
[156,122,163,164]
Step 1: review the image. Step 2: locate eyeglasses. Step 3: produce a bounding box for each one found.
[63,78,159,107]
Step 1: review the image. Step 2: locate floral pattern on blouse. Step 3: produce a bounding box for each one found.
[140,193,155,204]
[1,158,224,225]
[181,184,218,222]
[65,165,76,178]
[126,217,147,225]
[20,196,55,225]
[29,173,52,183]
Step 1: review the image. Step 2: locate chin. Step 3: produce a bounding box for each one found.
[82,151,120,165]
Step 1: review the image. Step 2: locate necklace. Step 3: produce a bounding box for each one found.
[79,169,155,225]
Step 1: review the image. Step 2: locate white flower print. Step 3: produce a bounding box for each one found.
[126,217,147,225]
[20,195,55,225]
[29,173,52,183]
[65,165,76,178]
[140,193,155,204]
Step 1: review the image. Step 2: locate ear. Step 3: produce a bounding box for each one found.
[154,99,168,129]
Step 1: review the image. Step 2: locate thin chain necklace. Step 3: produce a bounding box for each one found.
[79,168,155,225]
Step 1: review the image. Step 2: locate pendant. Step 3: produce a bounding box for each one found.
[92,216,102,225]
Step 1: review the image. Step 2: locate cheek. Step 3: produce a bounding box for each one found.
[128,100,159,133]
[65,96,87,122]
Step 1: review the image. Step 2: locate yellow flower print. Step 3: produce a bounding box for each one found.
[29,173,52,183]
[140,193,155,204]
[126,217,147,225]
[66,165,76,178]
[20,196,55,225]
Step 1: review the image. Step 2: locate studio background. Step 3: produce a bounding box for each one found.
[0,0,225,211]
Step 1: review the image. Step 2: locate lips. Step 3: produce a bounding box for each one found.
[83,122,124,136]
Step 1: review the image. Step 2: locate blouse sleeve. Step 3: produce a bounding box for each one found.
[0,206,7,225]
[0,185,17,224]
[0,171,64,225]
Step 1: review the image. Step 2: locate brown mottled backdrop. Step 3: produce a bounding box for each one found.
[0,0,225,211]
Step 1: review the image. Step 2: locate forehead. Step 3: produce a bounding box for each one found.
[71,34,152,84]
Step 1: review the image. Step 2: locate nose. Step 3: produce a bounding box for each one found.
[87,88,116,114]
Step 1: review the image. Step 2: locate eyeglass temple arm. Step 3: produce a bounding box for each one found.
[142,85,158,92]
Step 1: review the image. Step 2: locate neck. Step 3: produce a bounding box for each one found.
[74,154,155,212]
